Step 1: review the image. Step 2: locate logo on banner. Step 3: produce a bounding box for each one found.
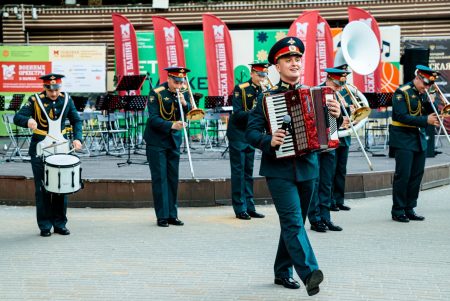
[213,25,224,41]
[317,22,325,38]
[120,23,131,40]
[164,26,175,42]
[2,65,15,80]
[358,18,372,28]
[296,22,308,38]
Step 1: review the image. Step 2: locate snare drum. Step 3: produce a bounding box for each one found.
[44,154,82,194]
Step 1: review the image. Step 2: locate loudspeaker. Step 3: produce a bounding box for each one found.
[400,47,430,83]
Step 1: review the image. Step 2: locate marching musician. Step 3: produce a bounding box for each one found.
[226,61,269,220]
[144,67,191,227]
[308,66,347,233]
[331,64,354,213]
[389,65,440,223]
[13,73,82,237]
[246,37,341,296]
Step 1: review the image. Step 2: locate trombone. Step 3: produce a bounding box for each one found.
[176,88,196,179]
[433,83,450,117]
[425,88,450,145]
[184,75,205,121]
[344,84,371,124]
[335,91,373,171]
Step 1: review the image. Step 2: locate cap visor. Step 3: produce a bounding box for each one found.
[257,72,268,77]
[44,84,62,90]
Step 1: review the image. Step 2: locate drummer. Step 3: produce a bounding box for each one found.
[14,73,83,237]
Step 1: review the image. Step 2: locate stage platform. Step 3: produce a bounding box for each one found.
[0,139,449,208]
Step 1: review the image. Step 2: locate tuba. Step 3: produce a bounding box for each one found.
[334,20,381,138]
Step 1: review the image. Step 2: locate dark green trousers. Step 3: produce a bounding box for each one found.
[333,144,349,206]
[147,146,180,220]
[308,151,335,223]
[229,143,255,215]
[392,148,426,216]
[31,156,68,231]
[266,177,318,283]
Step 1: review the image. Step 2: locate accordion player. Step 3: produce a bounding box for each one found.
[264,86,340,159]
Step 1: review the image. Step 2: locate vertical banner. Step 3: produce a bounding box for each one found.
[348,6,382,92]
[112,13,141,95]
[316,15,334,84]
[152,16,186,83]
[202,14,234,101]
[288,11,318,86]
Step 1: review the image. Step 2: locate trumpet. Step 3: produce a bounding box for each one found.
[335,91,373,171]
[344,84,371,124]
[184,75,205,121]
[425,89,450,145]
[261,76,274,92]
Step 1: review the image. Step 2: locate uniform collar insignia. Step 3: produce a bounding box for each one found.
[164,97,170,101]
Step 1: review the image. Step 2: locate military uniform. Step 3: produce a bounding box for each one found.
[144,77,191,225]
[389,65,438,221]
[13,74,82,236]
[227,74,265,219]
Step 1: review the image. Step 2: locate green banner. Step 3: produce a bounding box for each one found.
[0,45,49,62]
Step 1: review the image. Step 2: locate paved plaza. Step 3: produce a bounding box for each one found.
[1,184,450,300]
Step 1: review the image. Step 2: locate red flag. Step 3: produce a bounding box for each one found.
[152,16,186,83]
[316,15,334,84]
[202,14,234,101]
[348,6,382,92]
[112,13,141,95]
[288,11,318,86]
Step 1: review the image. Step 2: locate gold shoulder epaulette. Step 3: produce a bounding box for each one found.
[239,82,250,89]
[400,85,411,92]
[59,92,65,97]
[39,93,45,98]
[271,85,278,90]
[154,86,165,93]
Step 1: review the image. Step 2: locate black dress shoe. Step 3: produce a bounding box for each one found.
[157,219,169,227]
[310,221,327,232]
[305,269,324,296]
[330,204,340,211]
[168,218,184,226]
[40,230,51,237]
[247,211,265,218]
[236,212,251,220]
[274,277,300,289]
[337,204,351,211]
[323,220,343,231]
[54,227,70,235]
[406,212,425,221]
[392,214,410,223]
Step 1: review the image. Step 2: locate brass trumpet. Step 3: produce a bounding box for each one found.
[184,75,205,121]
[344,84,371,124]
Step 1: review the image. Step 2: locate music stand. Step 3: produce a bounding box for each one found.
[363,92,394,109]
[117,95,148,167]
[6,94,27,161]
[71,96,89,112]
[115,74,147,167]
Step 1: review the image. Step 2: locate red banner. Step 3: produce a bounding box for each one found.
[152,16,186,83]
[288,11,318,86]
[316,16,334,84]
[112,13,141,95]
[202,14,234,101]
[0,62,51,92]
[348,6,381,92]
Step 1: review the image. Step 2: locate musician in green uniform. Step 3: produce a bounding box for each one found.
[144,67,191,227]
[13,73,83,237]
[227,62,269,220]
[389,65,440,223]
[246,37,341,296]
[308,66,348,232]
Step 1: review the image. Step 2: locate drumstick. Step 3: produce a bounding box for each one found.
[33,129,59,141]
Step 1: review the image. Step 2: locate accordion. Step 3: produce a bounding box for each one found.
[265,86,339,159]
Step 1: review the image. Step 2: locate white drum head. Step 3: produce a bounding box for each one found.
[45,154,80,166]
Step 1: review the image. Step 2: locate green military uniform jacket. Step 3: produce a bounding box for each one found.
[389,81,434,152]
[143,82,191,150]
[246,80,319,182]
[226,79,261,149]
[13,92,83,156]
